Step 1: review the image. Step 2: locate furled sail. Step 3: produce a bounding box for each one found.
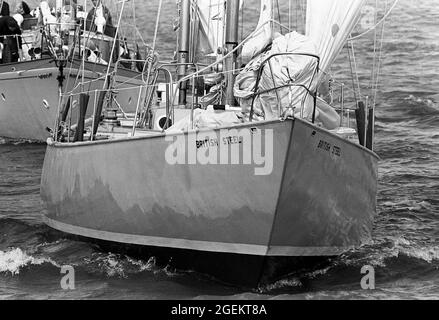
[306,0,366,82]
[240,0,273,62]
[235,31,319,121]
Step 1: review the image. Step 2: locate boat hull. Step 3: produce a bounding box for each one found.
[41,118,379,286]
[50,232,333,287]
[0,59,143,142]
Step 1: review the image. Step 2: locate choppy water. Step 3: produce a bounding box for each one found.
[0,0,438,300]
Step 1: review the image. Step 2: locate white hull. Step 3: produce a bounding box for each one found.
[0,59,144,141]
[41,118,379,285]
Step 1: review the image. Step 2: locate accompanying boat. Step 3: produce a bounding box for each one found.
[40,0,395,286]
[0,0,147,142]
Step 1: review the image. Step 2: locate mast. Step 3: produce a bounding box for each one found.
[177,0,191,106]
[224,0,240,106]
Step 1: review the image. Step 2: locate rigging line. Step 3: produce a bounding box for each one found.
[134,28,148,47]
[103,0,127,90]
[219,0,223,54]
[67,4,107,94]
[273,21,293,33]
[369,0,379,93]
[320,69,366,101]
[64,64,246,97]
[61,83,151,97]
[64,25,82,93]
[295,0,298,32]
[276,0,282,34]
[192,0,200,63]
[112,71,147,88]
[62,74,108,97]
[270,0,274,34]
[80,0,90,86]
[81,0,112,90]
[347,43,358,103]
[176,18,286,85]
[207,0,212,50]
[348,0,399,41]
[372,1,388,109]
[240,0,244,48]
[131,0,136,43]
[65,24,87,90]
[288,0,291,31]
[132,0,163,135]
[141,0,162,85]
[349,40,362,100]
[87,33,106,93]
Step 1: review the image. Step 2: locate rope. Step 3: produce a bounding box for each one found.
[348,0,399,41]
[177,18,289,85]
[349,40,362,100]
[369,0,379,93]
[141,0,162,84]
[372,1,388,108]
[59,64,246,99]
[347,42,358,103]
[320,69,367,101]
[276,0,282,34]
[132,0,163,135]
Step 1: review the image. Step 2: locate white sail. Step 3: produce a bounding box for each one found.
[196,0,226,55]
[241,0,273,61]
[306,0,366,81]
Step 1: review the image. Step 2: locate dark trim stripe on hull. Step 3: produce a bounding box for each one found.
[43,216,349,257]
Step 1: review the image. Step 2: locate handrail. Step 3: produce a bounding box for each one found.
[129,65,175,136]
[250,83,314,119]
[159,62,202,130]
[140,66,174,129]
[250,52,320,122]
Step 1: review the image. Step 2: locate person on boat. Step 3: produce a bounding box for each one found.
[12,13,23,28]
[85,0,115,38]
[0,0,10,17]
[26,2,52,60]
[62,0,79,27]
[0,15,23,63]
[15,1,32,20]
[16,1,37,31]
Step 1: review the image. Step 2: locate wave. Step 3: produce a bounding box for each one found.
[404,95,439,116]
[254,235,439,295]
[81,254,170,279]
[376,94,439,127]
[0,138,45,146]
[339,236,439,269]
[257,278,304,294]
[0,248,59,276]
[0,241,179,282]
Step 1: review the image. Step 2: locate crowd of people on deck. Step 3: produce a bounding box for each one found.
[0,0,114,64]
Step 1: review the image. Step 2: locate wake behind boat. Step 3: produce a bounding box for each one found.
[40,0,395,287]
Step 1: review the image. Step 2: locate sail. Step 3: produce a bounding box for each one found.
[196,0,226,55]
[306,0,366,80]
[241,0,273,62]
